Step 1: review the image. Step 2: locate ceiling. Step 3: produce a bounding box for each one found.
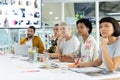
[42,1,120,26]
[42,2,74,26]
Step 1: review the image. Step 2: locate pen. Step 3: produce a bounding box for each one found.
[22,70,40,72]
[75,58,81,65]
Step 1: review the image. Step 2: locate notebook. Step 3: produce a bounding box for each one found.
[14,44,29,56]
[68,67,102,73]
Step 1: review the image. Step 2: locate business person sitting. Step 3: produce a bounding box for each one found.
[50,22,80,62]
[20,26,45,53]
[71,17,120,72]
[48,24,61,53]
[75,18,98,62]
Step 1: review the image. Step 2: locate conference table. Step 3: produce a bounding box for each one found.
[0,54,120,80]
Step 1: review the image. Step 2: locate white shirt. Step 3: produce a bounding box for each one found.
[25,39,32,47]
[60,36,80,55]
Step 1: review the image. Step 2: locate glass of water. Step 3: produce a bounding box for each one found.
[28,47,38,63]
[61,63,68,73]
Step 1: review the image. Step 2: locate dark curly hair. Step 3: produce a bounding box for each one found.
[76,18,92,34]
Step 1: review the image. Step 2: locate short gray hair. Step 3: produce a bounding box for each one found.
[59,22,71,28]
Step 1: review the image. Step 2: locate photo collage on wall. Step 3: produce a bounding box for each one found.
[0,0,41,28]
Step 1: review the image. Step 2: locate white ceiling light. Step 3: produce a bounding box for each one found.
[49,12,53,14]
[106,13,120,15]
[42,3,44,6]
[55,17,59,20]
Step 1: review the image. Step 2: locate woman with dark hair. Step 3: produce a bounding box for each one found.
[71,17,120,72]
[74,18,98,62]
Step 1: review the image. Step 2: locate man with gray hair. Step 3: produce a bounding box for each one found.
[50,22,80,62]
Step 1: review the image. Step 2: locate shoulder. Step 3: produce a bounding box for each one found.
[88,35,95,40]
[112,38,120,46]
[33,36,41,39]
[88,35,96,42]
[85,35,97,45]
[20,37,27,44]
[33,36,43,41]
[34,36,39,38]
[114,38,120,46]
[117,38,120,43]
[72,36,79,40]
[71,36,80,43]
[21,37,26,41]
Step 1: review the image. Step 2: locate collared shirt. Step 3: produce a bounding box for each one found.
[80,35,98,62]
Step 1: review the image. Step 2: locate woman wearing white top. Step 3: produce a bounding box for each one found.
[72,17,120,72]
[50,22,80,62]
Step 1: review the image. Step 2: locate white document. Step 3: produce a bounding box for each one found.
[69,67,102,73]
[14,44,29,56]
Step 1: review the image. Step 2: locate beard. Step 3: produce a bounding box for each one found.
[27,34,33,39]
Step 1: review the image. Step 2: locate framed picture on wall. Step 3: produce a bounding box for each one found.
[0,0,41,28]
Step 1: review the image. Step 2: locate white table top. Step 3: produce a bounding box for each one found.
[0,54,120,80]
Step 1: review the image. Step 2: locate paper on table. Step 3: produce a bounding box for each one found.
[39,63,59,69]
[69,67,102,73]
